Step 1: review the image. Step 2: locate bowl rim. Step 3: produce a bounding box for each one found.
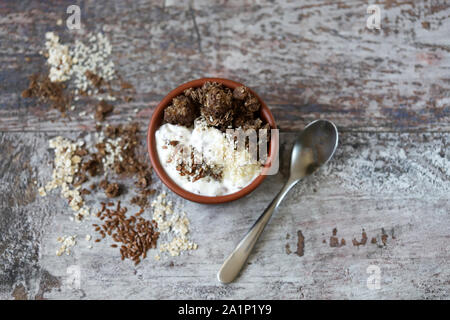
[147,78,278,204]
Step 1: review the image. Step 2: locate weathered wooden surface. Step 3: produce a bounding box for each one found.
[0,0,449,300]
[0,0,449,132]
[0,132,449,299]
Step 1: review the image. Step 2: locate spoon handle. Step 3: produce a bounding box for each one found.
[217,178,298,284]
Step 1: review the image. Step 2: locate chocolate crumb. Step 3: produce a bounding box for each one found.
[371,237,377,244]
[329,228,342,247]
[328,228,348,248]
[72,172,88,187]
[131,194,149,209]
[285,244,291,255]
[85,70,103,89]
[352,229,368,246]
[381,228,388,246]
[21,73,71,115]
[80,188,91,195]
[164,95,198,127]
[361,230,368,245]
[81,158,101,177]
[99,179,108,190]
[101,181,120,198]
[120,81,134,90]
[296,230,305,256]
[330,236,340,247]
[135,176,149,189]
[95,100,114,121]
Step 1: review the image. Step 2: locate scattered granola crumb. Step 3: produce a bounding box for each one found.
[131,193,152,209]
[44,32,72,82]
[80,188,91,195]
[361,230,368,245]
[38,187,47,196]
[326,228,393,249]
[295,230,305,257]
[56,235,77,256]
[71,32,115,94]
[381,228,388,246]
[330,236,340,247]
[95,100,114,121]
[40,136,90,222]
[21,73,71,114]
[120,80,134,90]
[152,192,197,257]
[285,243,291,255]
[352,229,369,246]
[330,228,340,247]
[101,180,120,198]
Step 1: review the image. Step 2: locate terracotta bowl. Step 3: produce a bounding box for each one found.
[147,78,277,204]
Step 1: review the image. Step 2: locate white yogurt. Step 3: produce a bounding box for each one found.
[155,118,262,196]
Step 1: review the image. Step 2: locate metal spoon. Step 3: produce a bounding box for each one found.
[217,119,339,284]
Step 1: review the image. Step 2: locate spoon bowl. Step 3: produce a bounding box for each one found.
[290,120,339,180]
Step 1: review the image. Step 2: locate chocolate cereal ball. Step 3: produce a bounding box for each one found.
[164,95,198,127]
[201,83,234,128]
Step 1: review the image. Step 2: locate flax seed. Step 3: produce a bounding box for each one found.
[92,200,159,264]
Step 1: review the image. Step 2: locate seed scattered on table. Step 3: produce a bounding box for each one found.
[93,201,159,264]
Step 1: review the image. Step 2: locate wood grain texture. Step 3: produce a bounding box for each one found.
[0,0,449,132]
[0,131,448,299]
[0,0,449,300]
